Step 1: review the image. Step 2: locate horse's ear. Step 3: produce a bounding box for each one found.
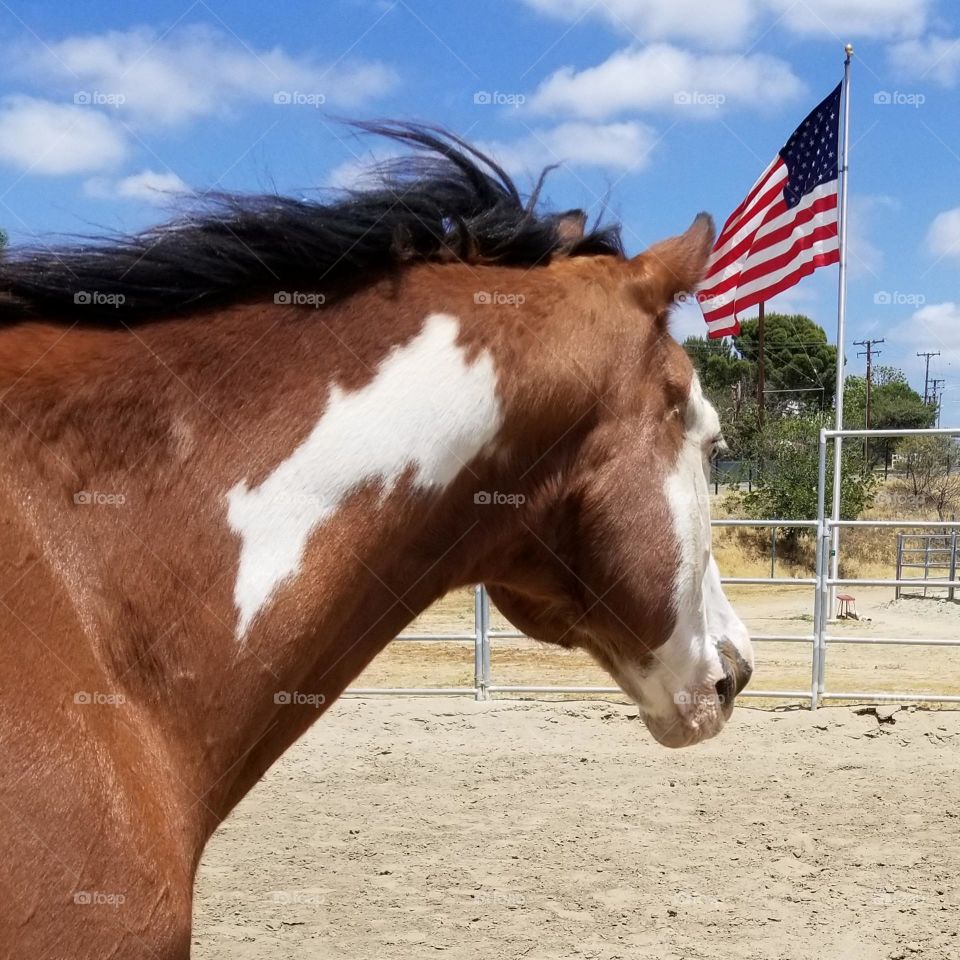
[627,213,715,316]
[554,209,588,253]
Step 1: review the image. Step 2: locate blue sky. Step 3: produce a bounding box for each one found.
[0,0,958,419]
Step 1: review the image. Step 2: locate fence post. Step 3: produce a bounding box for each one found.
[473,585,484,701]
[951,533,957,603]
[480,585,492,700]
[895,534,902,601]
[811,428,829,710]
[770,524,777,580]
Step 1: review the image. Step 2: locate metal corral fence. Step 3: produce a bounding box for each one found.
[895,532,959,600]
[348,427,960,709]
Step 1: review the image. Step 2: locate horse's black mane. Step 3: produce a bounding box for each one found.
[0,122,623,323]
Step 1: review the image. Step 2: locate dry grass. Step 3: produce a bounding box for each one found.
[711,476,957,580]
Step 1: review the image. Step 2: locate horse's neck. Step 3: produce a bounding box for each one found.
[0,301,596,822]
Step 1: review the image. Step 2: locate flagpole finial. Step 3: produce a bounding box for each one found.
[844,43,854,58]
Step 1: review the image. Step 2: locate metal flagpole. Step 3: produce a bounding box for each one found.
[828,43,854,624]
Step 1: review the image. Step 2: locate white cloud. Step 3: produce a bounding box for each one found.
[0,96,127,175]
[529,45,804,120]
[764,0,929,38]
[891,302,960,369]
[116,169,189,200]
[926,206,960,262]
[668,297,719,342]
[12,26,397,127]
[483,121,658,174]
[763,284,821,318]
[845,194,897,280]
[85,169,190,203]
[327,122,655,187]
[521,0,929,48]
[522,0,761,49]
[889,35,960,87]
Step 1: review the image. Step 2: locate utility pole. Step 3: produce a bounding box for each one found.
[930,378,945,427]
[856,338,883,464]
[757,301,766,426]
[918,351,940,404]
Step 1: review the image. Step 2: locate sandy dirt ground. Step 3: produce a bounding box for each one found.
[194,697,960,960]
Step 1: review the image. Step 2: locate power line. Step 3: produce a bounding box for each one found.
[917,351,940,404]
[930,378,946,427]
[856,338,884,462]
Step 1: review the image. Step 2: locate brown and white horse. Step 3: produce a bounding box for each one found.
[0,124,751,958]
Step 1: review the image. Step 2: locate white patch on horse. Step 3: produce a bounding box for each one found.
[227,313,502,641]
[626,375,752,745]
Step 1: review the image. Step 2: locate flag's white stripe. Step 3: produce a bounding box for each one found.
[719,156,781,230]
[700,181,838,297]
[749,180,838,248]
[703,234,839,327]
[729,205,837,280]
[706,161,789,267]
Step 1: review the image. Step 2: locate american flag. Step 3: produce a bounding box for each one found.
[699,83,842,339]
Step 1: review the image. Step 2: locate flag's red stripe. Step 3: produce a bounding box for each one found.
[705,224,837,313]
[707,319,740,338]
[704,198,788,285]
[704,245,840,325]
[708,192,788,277]
[700,214,838,301]
[705,249,839,339]
[717,158,785,236]
[703,192,836,287]
[710,173,788,259]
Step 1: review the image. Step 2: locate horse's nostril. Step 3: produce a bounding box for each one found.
[715,672,735,707]
[716,637,754,702]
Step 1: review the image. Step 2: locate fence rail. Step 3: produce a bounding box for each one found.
[344,427,960,709]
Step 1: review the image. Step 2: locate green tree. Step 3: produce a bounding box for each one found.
[843,371,934,466]
[733,313,836,410]
[682,335,753,398]
[736,412,876,538]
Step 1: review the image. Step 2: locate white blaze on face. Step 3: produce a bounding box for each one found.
[628,375,753,746]
[227,313,502,641]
